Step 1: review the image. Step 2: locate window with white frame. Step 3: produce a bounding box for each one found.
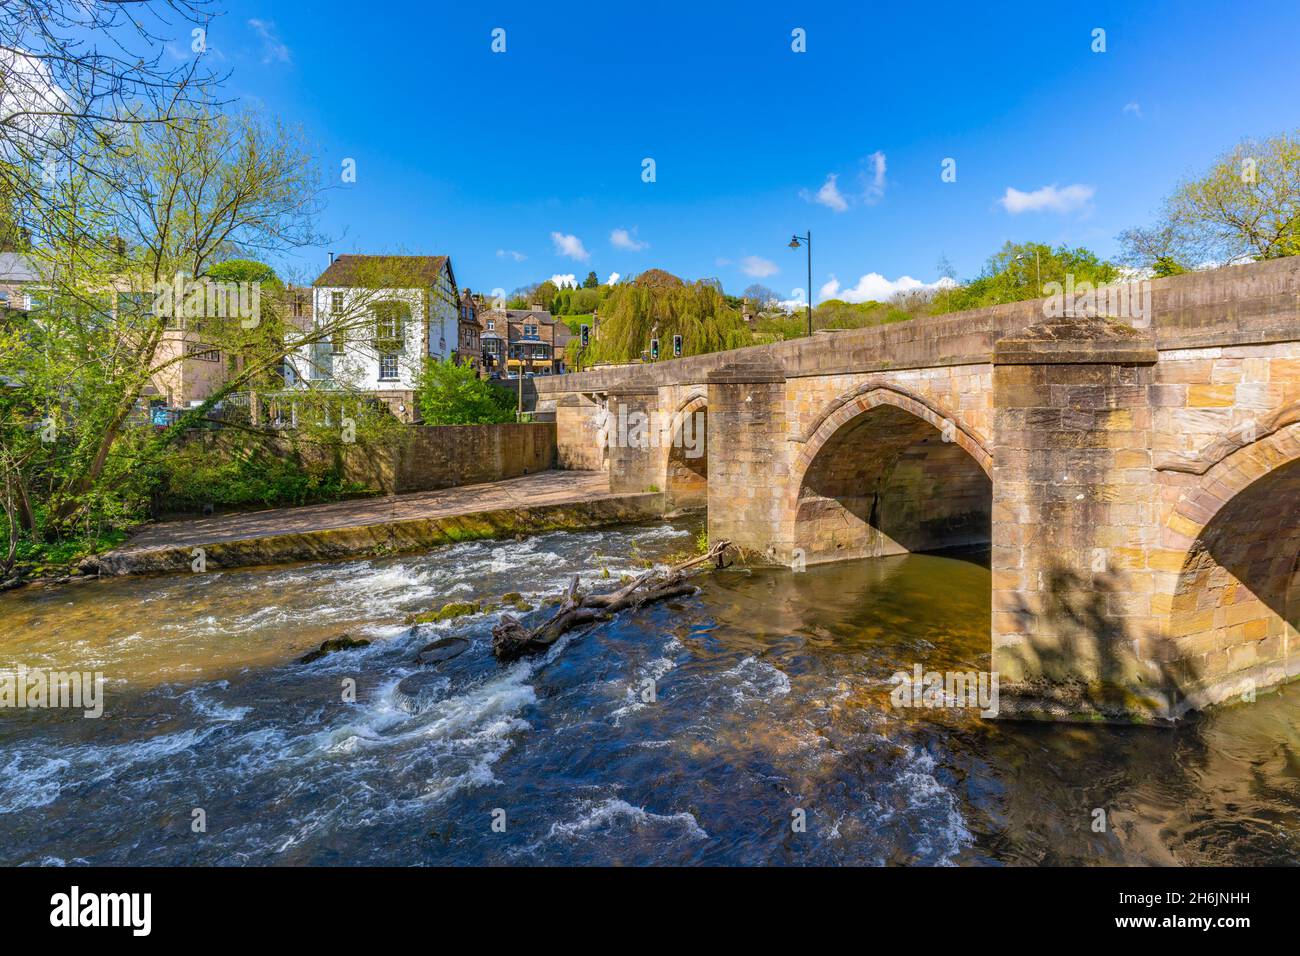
[330,291,344,314]
[374,301,406,344]
[379,353,399,381]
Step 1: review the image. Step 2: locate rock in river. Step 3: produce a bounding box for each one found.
[415,636,470,666]
[299,634,371,664]
[404,601,482,626]
[393,671,450,715]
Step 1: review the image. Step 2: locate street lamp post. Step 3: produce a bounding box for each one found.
[1015,250,1042,295]
[789,232,812,336]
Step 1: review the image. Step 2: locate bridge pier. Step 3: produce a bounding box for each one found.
[605,387,660,494]
[555,393,607,472]
[707,360,791,560]
[991,320,1171,721]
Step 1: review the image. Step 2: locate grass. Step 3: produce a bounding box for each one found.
[4,527,129,579]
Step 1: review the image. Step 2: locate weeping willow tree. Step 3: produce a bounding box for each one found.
[569,273,751,367]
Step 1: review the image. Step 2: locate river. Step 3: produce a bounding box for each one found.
[0,518,1296,865]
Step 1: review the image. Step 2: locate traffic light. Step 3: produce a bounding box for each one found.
[650,337,659,360]
[580,323,589,347]
[672,334,682,357]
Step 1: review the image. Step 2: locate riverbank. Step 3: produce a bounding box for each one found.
[79,470,663,577]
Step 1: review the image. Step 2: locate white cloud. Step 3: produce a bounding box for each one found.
[610,227,647,251]
[800,152,888,211]
[1123,101,1143,119]
[496,249,527,261]
[0,48,70,143]
[998,183,1095,215]
[551,231,590,261]
[248,19,291,65]
[861,151,887,204]
[605,272,621,285]
[549,273,578,289]
[740,255,779,278]
[800,173,849,212]
[819,272,955,304]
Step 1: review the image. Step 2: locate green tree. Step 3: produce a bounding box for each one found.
[742,284,779,310]
[569,274,751,367]
[583,270,598,288]
[1119,130,1300,269]
[0,104,429,554]
[936,241,1119,313]
[415,358,516,425]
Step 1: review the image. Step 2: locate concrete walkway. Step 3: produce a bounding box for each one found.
[95,470,661,575]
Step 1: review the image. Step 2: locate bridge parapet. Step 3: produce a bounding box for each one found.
[536,257,1300,398]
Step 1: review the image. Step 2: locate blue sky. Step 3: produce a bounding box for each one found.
[188,0,1300,301]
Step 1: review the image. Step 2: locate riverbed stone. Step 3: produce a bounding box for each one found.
[404,601,482,625]
[414,636,470,666]
[299,634,371,664]
[393,671,450,714]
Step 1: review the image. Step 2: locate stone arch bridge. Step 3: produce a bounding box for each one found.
[534,259,1300,723]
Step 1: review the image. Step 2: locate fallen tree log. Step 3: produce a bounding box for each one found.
[491,539,732,661]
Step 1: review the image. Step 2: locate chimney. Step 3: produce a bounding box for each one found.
[528,302,542,312]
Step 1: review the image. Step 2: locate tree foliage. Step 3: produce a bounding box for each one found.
[1119,130,1300,270]
[567,275,751,367]
[415,358,516,425]
[0,100,433,564]
[935,241,1119,313]
[0,1,221,250]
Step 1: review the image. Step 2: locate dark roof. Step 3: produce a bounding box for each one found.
[313,254,452,288]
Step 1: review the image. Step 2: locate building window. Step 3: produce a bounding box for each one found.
[524,324,538,338]
[379,353,399,381]
[186,342,221,362]
[330,291,344,314]
[374,302,407,346]
[486,319,495,330]
[331,331,345,355]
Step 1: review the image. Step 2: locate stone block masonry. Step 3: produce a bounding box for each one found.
[335,422,555,495]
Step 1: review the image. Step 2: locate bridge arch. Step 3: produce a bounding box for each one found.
[1158,422,1300,706]
[787,388,992,565]
[659,392,709,510]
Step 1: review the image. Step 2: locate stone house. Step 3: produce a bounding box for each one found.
[478,305,571,377]
[456,287,482,370]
